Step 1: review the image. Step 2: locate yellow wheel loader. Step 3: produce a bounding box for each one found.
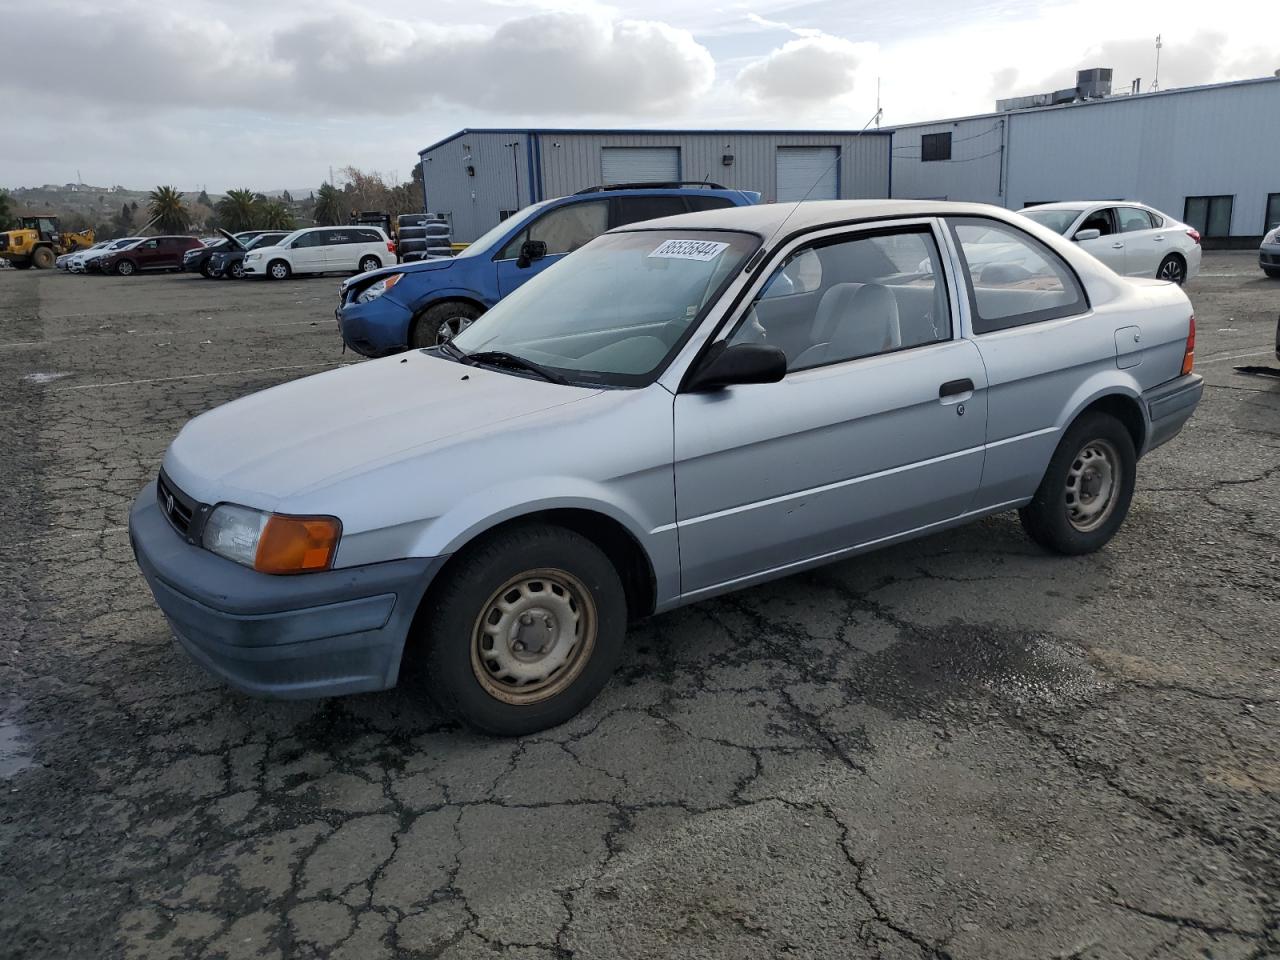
[0,215,95,269]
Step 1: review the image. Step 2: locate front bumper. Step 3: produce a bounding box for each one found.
[129,481,445,698]
[1142,373,1203,455]
[336,295,413,357]
[1260,242,1280,270]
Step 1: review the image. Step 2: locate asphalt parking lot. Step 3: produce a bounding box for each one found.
[1,255,1278,960]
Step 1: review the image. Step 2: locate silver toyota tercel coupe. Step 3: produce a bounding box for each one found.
[130,200,1203,735]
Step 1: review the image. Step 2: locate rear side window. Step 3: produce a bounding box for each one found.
[949,218,1087,334]
[683,196,736,213]
[355,229,382,243]
[614,196,688,226]
[293,232,323,248]
[1117,208,1155,232]
[326,231,354,245]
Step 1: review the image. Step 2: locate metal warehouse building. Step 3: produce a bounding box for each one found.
[420,74,1280,244]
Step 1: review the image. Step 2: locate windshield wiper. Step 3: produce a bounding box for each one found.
[465,350,569,385]
[435,340,468,362]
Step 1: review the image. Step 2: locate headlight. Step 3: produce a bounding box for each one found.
[357,273,404,303]
[202,504,341,574]
[245,252,262,261]
[1266,228,1280,244]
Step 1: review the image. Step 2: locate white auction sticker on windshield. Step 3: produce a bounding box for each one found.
[648,239,730,262]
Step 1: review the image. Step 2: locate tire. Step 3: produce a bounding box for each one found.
[31,247,55,269]
[426,246,454,258]
[1018,411,1137,555]
[11,259,32,270]
[200,261,214,278]
[399,252,426,263]
[358,255,382,274]
[267,259,290,281]
[1157,253,1187,284]
[398,214,429,228]
[398,226,427,241]
[229,261,245,280]
[398,238,428,254]
[420,524,626,735]
[1263,267,1280,279]
[115,259,136,276]
[411,300,483,347]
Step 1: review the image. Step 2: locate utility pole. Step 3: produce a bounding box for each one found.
[1152,34,1162,91]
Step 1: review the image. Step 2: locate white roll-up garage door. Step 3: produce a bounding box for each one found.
[601,147,680,185]
[776,147,839,201]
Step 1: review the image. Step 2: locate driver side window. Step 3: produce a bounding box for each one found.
[1078,209,1114,236]
[499,201,608,259]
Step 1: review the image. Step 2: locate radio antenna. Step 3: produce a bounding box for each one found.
[747,106,886,273]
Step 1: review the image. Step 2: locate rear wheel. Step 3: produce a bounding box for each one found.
[31,247,55,269]
[1157,254,1187,284]
[115,259,136,276]
[1019,411,1136,555]
[267,259,290,281]
[358,255,381,274]
[420,524,626,735]
[411,301,482,347]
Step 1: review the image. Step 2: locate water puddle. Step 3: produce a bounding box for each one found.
[0,717,36,779]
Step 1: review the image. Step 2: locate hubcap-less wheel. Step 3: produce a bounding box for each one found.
[270,262,288,280]
[1158,257,1185,284]
[230,262,244,279]
[470,568,597,705]
[435,316,474,344]
[1065,438,1120,532]
[117,261,134,276]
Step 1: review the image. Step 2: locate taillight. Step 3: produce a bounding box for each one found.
[1186,227,1201,246]
[387,241,396,253]
[1181,315,1195,375]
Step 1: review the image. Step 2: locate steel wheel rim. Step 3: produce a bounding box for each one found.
[470,567,597,705]
[271,263,287,279]
[1065,438,1120,532]
[435,316,473,344]
[1159,258,1184,283]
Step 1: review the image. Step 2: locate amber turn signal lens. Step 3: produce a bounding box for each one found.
[1181,314,1196,376]
[254,515,341,575]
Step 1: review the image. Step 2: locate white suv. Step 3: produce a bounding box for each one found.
[242,226,394,280]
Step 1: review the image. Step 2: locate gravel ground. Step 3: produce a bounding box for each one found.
[1,254,1278,960]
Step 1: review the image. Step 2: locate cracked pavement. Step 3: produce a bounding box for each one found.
[1,255,1278,959]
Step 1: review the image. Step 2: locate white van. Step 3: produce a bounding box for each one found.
[241,226,394,280]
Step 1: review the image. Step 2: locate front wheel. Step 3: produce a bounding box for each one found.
[410,301,482,348]
[1157,254,1187,284]
[115,260,136,276]
[420,525,626,736]
[1019,411,1136,555]
[229,261,245,279]
[267,259,291,281]
[358,255,381,274]
[32,247,56,269]
[1263,267,1280,279]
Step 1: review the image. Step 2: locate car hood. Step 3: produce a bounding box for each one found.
[341,255,458,294]
[162,350,602,508]
[216,228,251,250]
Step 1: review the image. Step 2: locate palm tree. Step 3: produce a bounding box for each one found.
[148,186,190,233]
[314,183,344,226]
[216,189,261,232]
[0,189,13,230]
[258,201,296,231]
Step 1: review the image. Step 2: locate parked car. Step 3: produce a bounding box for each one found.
[241,226,394,280]
[182,230,270,277]
[207,231,290,279]
[1019,201,1201,284]
[335,183,763,356]
[130,199,1202,735]
[74,237,143,274]
[98,236,204,276]
[1259,225,1280,279]
[58,241,108,270]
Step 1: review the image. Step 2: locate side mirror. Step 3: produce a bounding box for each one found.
[685,342,787,392]
[516,239,547,269]
[1074,228,1101,241]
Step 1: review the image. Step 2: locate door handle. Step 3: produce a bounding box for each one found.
[939,378,974,399]
[1111,242,1125,249]
[1152,235,1165,241]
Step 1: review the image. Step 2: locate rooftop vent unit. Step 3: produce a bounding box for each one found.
[1076,67,1113,99]
[996,66,1114,112]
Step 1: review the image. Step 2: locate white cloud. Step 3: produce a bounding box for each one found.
[737,35,867,106]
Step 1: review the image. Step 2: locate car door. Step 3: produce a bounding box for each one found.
[1115,206,1161,277]
[290,231,327,273]
[495,200,609,297]
[134,239,161,269]
[1072,207,1125,273]
[946,217,1096,508]
[671,221,989,598]
[159,238,187,269]
[317,230,352,272]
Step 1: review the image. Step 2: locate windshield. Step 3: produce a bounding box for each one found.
[1020,208,1084,235]
[246,233,283,250]
[111,238,140,250]
[451,229,757,387]
[456,201,551,258]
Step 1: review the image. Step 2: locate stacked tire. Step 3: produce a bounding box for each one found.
[398,215,452,263]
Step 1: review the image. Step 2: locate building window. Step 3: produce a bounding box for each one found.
[1265,193,1280,233]
[1184,195,1233,238]
[921,133,952,162]
[498,210,517,221]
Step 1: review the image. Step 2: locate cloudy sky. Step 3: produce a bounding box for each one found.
[2,0,1276,192]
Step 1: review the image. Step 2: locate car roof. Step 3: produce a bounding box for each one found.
[607,199,1025,238]
[1021,201,1148,212]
